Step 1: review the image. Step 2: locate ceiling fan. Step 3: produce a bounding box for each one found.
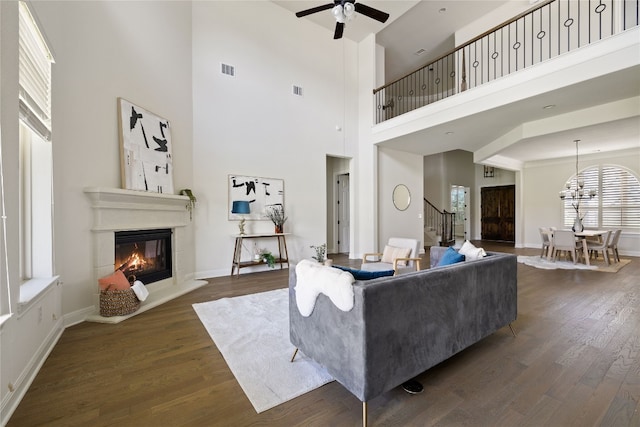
[295,0,390,40]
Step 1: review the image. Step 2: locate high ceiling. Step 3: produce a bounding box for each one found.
[273,1,640,165]
[273,1,512,81]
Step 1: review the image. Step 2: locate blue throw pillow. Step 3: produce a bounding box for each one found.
[436,247,465,267]
[332,265,395,280]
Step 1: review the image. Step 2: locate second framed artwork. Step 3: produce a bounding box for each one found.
[118,98,174,194]
[228,175,284,220]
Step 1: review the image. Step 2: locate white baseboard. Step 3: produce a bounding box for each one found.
[64,306,95,328]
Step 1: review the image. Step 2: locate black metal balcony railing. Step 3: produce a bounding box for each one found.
[374,0,640,124]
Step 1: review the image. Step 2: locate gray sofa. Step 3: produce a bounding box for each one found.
[289,246,517,425]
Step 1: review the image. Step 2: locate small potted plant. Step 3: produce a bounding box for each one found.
[310,243,327,264]
[265,205,287,234]
[179,189,197,221]
[260,249,276,268]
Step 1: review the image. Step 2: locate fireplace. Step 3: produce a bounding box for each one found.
[115,228,172,285]
[85,187,207,324]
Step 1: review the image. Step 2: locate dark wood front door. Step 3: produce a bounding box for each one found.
[481,185,515,242]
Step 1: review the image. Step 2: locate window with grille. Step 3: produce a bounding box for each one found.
[19,1,54,281]
[562,165,640,230]
[450,185,466,224]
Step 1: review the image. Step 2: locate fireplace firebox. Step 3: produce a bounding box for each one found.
[115,229,172,285]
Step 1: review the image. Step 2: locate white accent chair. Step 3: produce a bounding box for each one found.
[361,237,422,275]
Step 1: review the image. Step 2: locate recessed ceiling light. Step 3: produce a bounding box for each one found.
[543,104,556,109]
[439,8,447,13]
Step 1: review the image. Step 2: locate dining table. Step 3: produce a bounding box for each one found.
[547,229,610,266]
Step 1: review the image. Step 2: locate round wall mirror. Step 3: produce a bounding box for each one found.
[392,184,411,211]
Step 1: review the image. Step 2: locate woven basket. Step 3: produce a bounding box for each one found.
[99,288,141,317]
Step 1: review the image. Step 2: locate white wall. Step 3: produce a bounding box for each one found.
[455,0,536,46]
[31,0,194,319]
[1,1,194,422]
[191,2,361,277]
[378,147,423,251]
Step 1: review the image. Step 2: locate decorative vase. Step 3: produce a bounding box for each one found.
[324,259,333,267]
[275,225,283,234]
[572,216,584,232]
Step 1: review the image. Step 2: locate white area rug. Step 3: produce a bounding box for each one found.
[518,255,630,272]
[193,288,333,413]
[518,255,598,270]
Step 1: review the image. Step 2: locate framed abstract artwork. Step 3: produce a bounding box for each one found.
[228,175,284,220]
[118,98,174,193]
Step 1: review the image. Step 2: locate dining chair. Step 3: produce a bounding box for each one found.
[586,230,612,266]
[551,230,584,264]
[606,229,622,263]
[539,227,552,258]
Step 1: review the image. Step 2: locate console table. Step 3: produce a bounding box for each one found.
[231,233,290,277]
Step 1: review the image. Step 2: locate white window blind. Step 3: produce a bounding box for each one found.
[563,165,640,230]
[19,1,53,141]
[601,165,640,228]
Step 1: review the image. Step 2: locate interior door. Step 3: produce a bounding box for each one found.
[464,186,470,241]
[481,185,515,242]
[337,174,350,253]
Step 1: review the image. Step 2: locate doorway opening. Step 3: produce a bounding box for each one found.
[327,156,351,255]
[451,185,470,245]
[336,173,350,253]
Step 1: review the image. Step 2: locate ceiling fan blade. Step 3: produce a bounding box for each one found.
[295,3,334,18]
[334,22,344,39]
[354,2,390,23]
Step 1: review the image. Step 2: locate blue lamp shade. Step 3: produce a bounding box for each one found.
[231,200,250,214]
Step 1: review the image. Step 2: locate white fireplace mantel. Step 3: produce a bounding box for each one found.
[84,187,207,323]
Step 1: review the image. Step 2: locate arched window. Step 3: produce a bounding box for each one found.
[562,165,640,230]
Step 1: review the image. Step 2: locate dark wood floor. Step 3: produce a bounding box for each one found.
[8,242,640,426]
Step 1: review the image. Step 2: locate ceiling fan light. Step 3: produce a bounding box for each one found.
[343,2,355,18]
[332,5,345,22]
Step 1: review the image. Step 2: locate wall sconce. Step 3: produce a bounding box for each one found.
[231,200,250,235]
[484,166,495,178]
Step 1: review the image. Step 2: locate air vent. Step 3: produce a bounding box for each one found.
[414,48,427,56]
[221,63,235,76]
[293,85,303,96]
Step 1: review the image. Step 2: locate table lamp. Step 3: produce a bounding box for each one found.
[231,200,251,235]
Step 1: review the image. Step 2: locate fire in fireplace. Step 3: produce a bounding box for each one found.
[115,229,172,285]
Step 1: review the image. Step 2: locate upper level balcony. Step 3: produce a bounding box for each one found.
[374,0,639,124]
[371,0,639,169]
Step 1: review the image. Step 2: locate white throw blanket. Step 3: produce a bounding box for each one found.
[131,280,149,301]
[295,259,355,317]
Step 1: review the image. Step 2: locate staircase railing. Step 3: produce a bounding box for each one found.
[373,0,639,123]
[424,198,456,247]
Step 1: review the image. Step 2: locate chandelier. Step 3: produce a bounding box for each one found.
[559,139,596,231]
[558,139,596,202]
